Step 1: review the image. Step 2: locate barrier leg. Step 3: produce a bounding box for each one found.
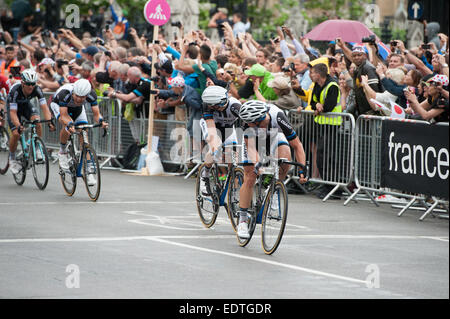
[397,197,417,217]
[364,189,380,207]
[419,200,439,221]
[344,187,360,206]
[342,186,358,204]
[322,184,340,202]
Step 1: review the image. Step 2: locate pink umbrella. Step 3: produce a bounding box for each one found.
[304,19,376,43]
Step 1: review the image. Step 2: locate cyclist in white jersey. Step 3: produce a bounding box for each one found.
[236,100,308,239]
[199,86,242,195]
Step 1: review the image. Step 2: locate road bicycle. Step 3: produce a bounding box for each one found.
[59,123,106,201]
[238,157,308,255]
[11,119,52,190]
[0,109,9,175]
[195,143,244,232]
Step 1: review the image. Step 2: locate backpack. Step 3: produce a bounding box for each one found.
[121,143,146,170]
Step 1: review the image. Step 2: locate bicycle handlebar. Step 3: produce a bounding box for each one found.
[73,123,108,137]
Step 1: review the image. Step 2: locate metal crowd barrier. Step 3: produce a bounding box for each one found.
[38,94,190,171]
[346,115,448,221]
[288,110,356,201]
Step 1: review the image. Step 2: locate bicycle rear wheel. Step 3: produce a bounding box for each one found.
[59,142,77,196]
[0,126,9,174]
[196,163,219,228]
[261,181,288,255]
[82,145,101,201]
[12,140,26,186]
[227,166,244,232]
[237,188,259,247]
[31,137,49,190]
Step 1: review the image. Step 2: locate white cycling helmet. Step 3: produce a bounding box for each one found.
[202,85,228,106]
[73,79,92,97]
[21,69,38,84]
[239,100,269,123]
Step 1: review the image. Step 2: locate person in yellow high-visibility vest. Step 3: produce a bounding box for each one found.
[298,63,343,199]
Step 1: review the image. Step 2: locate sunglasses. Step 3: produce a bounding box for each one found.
[22,82,36,87]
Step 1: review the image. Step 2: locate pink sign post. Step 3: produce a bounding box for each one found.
[144,0,171,26]
[142,0,171,174]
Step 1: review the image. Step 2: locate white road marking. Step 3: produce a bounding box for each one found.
[0,201,195,206]
[145,237,368,285]
[0,234,447,244]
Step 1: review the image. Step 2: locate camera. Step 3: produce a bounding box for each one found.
[150,76,161,82]
[390,41,398,47]
[104,51,111,57]
[10,66,21,77]
[437,98,449,108]
[171,21,182,28]
[95,38,105,46]
[362,34,376,45]
[290,62,295,71]
[41,29,51,38]
[56,59,69,68]
[421,44,431,50]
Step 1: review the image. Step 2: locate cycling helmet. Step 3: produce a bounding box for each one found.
[73,79,92,97]
[21,69,38,84]
[202,85,228,107]
[239,100,269,123]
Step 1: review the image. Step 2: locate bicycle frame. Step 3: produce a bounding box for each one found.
[211,143,241,207]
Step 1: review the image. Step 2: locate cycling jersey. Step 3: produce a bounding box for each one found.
[6,82,46,112]
[50,84,98,124]
[202,97,241,145]
[6,82,47,131]
[242,103,298,165]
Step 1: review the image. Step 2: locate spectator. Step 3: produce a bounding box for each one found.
[1,45,18,76]
[260,75,302,111]
[244,63,278,101]
[405,74,449,122]
[232,13,250,38]
[351,46,383,115]
[208,7,231,40]
[81,46,99,63]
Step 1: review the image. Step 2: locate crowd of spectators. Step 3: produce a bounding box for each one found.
[0,1,448,148]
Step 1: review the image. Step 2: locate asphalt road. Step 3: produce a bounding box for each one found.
[0,164,448,299]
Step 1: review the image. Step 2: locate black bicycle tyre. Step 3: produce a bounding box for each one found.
[195,163,219,228]
[0,126,9,175]
[82,145,101,202]
[261,181,288,255]
[31,137,49,190]
[226,166,244,232]
[12,139,26,186]
[60,141,77,197]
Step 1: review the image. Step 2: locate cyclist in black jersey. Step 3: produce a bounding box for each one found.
[6,69,55,174]
[50,79,108,185]
[199,86,242,195]
[236,100,307,239]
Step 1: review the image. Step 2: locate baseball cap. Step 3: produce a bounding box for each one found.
[168,76,185,88]
[156,60,174,74]
[81,46,99,56]
[427,74,449,87]
[267,76,291,90]
[217,7,228,15]
[244,63,266,77]
[352,46,368,55]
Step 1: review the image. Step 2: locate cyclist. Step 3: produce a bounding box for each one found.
[236,100,308,239]
[50,79,108,186]
[6,69,55,175]
[200,85,242,195]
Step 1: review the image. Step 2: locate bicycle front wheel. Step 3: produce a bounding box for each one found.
[31,137,49,190]
[82,145,101,201]
[0,126,10,174]
[226,166,244,232]
[12,140,26,186]
[196,163,220,228]
[59,142,77,197]
[261,181,288,255]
